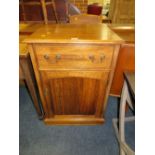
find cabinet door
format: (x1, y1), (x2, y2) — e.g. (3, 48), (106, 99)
(40, 70), (109, 117)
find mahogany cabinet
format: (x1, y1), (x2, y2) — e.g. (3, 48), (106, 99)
(24, 24), (123, 125)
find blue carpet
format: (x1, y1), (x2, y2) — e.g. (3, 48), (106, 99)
(19, 86), (135, 155)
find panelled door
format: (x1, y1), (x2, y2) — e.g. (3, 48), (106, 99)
(40, 70), (109, 118)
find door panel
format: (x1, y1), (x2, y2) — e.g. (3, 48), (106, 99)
(50, 77), (100, 115)
(41, 71), (109, 116)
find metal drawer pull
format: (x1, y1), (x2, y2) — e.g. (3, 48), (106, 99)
(88, 55), (95, 62)
(100, 54), (105, 62)
(55, 54), (61, 61)
(44, 54), (49, 60)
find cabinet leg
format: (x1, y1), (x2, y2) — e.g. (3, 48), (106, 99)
(20, 58), (43, 118)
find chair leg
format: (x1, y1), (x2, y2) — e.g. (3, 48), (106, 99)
(51, 0), (58, 23)
(119, 81), (128, 155)
(41, 0), (48, 24)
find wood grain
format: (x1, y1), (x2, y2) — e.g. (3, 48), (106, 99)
(110, 44), (135, 96)
(40, 70), (109, 116)
(34, 44), (114, 70)
(109, 25), (135, 96)
(19, 55), (42, 117)
(44, 115), (104, 125)
(108, 0), (135, 23)
(69, 14), (102, 24)
(19, 34), (43, 118)
(25, 24), (122, 125)
(23, 24), (124, 44)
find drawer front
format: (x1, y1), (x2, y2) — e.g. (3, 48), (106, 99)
(34, 44), (114, 70)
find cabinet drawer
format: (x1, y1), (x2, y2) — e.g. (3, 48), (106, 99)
(34, 44), (114, 70)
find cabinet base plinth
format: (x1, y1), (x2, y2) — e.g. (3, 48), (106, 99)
(44, 115), (104, 125)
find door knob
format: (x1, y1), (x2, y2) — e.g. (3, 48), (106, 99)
(44, 54), (49, 60)
(88, 55), (95, 62)
(55, 54), (61, 61)
(100, 54), (105, 62)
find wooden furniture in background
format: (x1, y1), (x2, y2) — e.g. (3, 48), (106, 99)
(69, 14), (102, 24)
(20, 24), (43, 118)
(19, 23), (43, 35)
(108, 0), (135, 23)
(87, 3), (102, 15)
(19, 0), (88, 23)
(20, 0), (58, 24)
(69, 0), (88, 13)
(41, 0), (58, 24)
(24, 24), (123, 125)
(101, 15), (111, 23)
(19, 42), (43, 118)
(109, 24), (135, 96)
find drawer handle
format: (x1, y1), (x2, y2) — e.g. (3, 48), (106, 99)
(88, 55), (95, 62)
(55, 54), (61, 61)
(100, 54), (105, 62)
(44, 54), (49, 60)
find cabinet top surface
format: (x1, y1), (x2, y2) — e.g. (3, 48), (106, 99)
(24, 24), (124, 44)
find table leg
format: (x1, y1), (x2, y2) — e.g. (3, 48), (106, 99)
(20, 57), (43, 118)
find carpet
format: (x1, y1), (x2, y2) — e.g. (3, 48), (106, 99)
(19, 86), (135, 155)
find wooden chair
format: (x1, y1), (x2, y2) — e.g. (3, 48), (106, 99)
(69, 14), (102, 24)
(113, 72), (135, 155)
(40, 0), (58, 24)
(20, 0), (58, 24)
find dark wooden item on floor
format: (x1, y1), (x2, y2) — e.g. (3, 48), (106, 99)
(109, 24), (135, 97)
(24, 24), (123, 125)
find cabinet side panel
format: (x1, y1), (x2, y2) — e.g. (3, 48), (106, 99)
(110, 44), (135, 96)
(28, 44), (50, 118)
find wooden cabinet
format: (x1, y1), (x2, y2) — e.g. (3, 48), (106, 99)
(109, 25), (135, 96)
(108, 0), (135, 23)
(25, 24), (123, 125)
